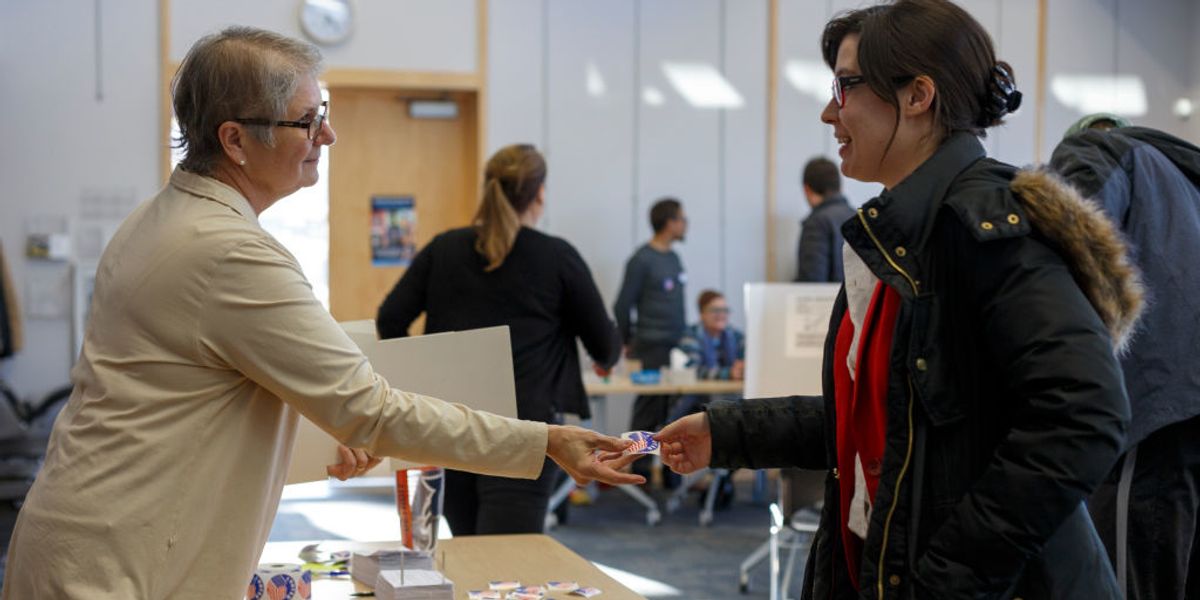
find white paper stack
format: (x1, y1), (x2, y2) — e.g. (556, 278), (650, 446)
(374, 569), (454, 599)
(350, 549), (434, 587)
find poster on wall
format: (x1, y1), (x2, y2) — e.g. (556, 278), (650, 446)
(370, 195), (416, 267)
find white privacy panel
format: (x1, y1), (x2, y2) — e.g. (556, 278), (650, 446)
(486, 0), (547, 156)
(720, 0), (770, 329)
(637, 0), (724, 326)
(543, 0), (638, 306)
(171, 0), (477, 73)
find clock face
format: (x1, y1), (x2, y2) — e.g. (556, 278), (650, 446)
(300, 0), (354, 46)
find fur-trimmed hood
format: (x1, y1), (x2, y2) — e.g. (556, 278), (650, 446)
(1010, 169), (1145, 353)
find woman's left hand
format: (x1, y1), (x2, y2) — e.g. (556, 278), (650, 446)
(326, 445), (383, 481)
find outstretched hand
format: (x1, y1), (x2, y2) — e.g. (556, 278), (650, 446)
(654, 413), (712, 475)
(546, 425), (647, 486)
(326, 445), (383, 481)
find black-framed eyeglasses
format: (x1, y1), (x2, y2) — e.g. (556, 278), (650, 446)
(832, 75), (916, 108)
(832, 75), (866, 108)
(234, 100), (328, 141)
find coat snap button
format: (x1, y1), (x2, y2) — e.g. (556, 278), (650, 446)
(980, 221), (994, 231)
(867, 207), (879, 218)
(1007, 213), (1020, 224)
(888, 574), (901, 587)
(915, 357), (927, 371)
(894, 246), (907, 257)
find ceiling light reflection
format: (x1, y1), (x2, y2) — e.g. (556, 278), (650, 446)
(1051, 74), (1147, 117)
(661, 62), (744, 109)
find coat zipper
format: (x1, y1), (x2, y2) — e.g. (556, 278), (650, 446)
(855, 209), (918, 600)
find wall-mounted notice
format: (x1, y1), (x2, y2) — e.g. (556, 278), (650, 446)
(784, 290), (835, 359)
(370, 196), (416, 267)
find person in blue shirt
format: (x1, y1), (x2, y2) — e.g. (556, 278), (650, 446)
(668, 289), (745, 507)
(668, 289), (745, 422)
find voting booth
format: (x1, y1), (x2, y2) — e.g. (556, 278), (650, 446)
(286, 322), (518, 484)
(743, 283), (840, 398)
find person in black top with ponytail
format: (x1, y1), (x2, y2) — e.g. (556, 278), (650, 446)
(652, 1), (1143, 598)
(377, 143), (624, 535)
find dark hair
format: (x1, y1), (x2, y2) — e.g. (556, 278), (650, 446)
(821, 0), (1021, 146)
(802, 157), (841, 196)
(474, 144), (547, 271)
(650, 198), (683, 233)
(698, 289), (724, 313)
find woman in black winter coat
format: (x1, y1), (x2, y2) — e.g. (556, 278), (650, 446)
(651, 1), (1144, 599)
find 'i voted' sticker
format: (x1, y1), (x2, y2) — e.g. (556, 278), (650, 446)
(620, 431), (660, 455)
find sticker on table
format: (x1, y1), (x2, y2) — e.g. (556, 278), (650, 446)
(468, 591), (503, 600)
(620, 431), (660, 455)
(513, 585), (545, 595)
(489, 580), (521, 591)
(546, 580), (579, 591)
(507, 592), (545, 600)
(571, 587), (603, 598)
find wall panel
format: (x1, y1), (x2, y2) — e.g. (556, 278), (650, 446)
(171, 0), (477, 73)
(637, 0), (723, 325)
(543, 1), (637, 306)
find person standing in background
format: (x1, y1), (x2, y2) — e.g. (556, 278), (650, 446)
(1052, 121), (1200, 600)
(377, 144), (623, 536)
(795, 156), (855, 282)
(613, 198), (687, 483)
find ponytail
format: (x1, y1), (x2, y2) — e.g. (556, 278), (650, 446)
(473, 144), (547, 272)
(474, 178), (522, 271)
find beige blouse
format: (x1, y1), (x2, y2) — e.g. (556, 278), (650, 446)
(1, 169), (547, 600)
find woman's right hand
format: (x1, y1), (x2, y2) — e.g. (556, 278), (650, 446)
(654, 413), (712, 474)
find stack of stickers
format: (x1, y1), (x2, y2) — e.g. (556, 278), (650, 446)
(468, 580), (602, 598)
(374, 569), (453, 599)
(350, 549), (434, 587)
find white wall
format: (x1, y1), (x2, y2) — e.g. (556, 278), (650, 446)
(1043, 0), (1198, 157)
(0, 0), (160, 399)
(487, 0), (766, 330)
(171, 0), (477, 72)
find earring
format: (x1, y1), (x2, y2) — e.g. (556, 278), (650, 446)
(239, 159), (246, 166)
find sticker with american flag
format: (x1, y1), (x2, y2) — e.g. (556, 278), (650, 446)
(620, 431), (660, 455)
(570, 586), (603, 597)
(468, 591), (503, 600)
(266, 573), (296, 600)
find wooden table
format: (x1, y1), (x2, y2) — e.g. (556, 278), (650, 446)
(259, 535), (644, 599)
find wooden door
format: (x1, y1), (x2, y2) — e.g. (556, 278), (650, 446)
(327, 88), (480, 321)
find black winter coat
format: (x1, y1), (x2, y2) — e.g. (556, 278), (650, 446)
(708, 134), (1143, 600)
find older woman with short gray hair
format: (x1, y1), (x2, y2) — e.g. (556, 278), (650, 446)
(1, 26), (641, 600)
